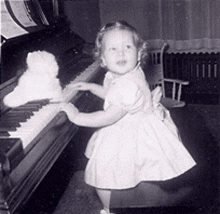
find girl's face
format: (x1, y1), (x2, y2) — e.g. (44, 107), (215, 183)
(101, 29), (140, 76)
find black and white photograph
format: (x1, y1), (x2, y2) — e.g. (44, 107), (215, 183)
(0, 0), (219, 214)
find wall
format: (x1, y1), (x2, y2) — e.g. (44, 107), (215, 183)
(99, 0), (220, 52)
(60, 0), (220, 52)
(62, 0), (100, 43)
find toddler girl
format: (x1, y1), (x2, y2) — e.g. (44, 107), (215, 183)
(60, 21), (196, 214)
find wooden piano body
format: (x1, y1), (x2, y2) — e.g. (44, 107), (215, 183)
(0, 25), (104, 214)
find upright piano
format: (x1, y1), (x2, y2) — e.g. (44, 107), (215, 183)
(0, 20), (104, 213)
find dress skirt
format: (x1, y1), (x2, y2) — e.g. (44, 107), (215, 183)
(84, 110), (196, 189)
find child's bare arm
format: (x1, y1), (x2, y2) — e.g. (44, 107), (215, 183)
(69, 82), (107, 99)
(60, 102), (127, 127)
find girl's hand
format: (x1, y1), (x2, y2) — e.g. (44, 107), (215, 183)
(66, 82), (106, 100)
(59, 102), (79, 122)
(68, 82), (91, 91)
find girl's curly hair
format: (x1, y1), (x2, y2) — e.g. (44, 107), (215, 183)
(93, 21), (148, 67)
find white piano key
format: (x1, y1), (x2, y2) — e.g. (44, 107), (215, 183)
(8, 104), (60, 148)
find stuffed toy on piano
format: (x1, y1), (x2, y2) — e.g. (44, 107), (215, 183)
(3, 51), (63, 108)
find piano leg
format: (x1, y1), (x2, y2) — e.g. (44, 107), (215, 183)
(0, 150), (10, 213)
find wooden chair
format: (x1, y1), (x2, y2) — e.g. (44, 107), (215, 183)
(145, 43), (189, 108)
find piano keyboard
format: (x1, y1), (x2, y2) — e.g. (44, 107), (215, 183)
(0, 60), (100, 149)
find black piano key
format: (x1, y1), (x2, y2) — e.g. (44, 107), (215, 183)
(0, 120), (21, 126)
(18, 103), (43, 110)
(0, 116), (24, 125)
(2, 112), (31, 120)
(14, 101), (49, 110)
(9, 110), (34, 115)
(27, 99), (50, 106)
(0, 121), (20, 127)
(0, 116), (27, 123)
(13, 106), (40, 111)
(0, 126), (17, 132)
(0, 131), (10, 137)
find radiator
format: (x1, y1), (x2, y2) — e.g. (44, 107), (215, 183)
(163, 52), (220, 104)
(164, 52), (219, 79)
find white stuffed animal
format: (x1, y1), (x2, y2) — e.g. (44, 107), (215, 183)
(3, 51), (63, 107)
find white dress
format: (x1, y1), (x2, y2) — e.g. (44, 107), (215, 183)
(84, 65), (196, 189)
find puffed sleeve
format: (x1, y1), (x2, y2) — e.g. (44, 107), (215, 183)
(104, 79), (144, 114)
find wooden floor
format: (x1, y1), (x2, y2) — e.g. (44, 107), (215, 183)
(16, 104), (220, 214)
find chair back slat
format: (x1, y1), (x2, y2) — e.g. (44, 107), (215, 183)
(144, 43), (189, 108)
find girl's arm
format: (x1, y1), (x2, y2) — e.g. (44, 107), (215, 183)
(60, 102), (127, 127)
(88, 83), (107, 99)
(69, 82), (107, 99)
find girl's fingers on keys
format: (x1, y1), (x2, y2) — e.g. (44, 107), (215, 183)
(59, 103), (69, 111)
